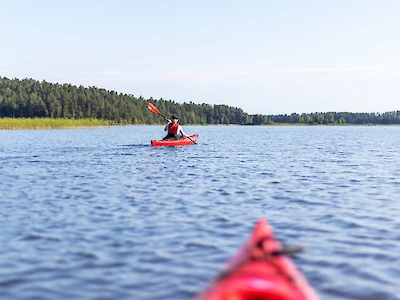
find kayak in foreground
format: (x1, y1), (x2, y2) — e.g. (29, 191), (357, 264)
(197, 219), (318, 300)
(151, 134), (198, 147)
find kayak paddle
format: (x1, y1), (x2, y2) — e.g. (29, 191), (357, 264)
(147, 103), (197, 144)
(148, 103), (168, 120)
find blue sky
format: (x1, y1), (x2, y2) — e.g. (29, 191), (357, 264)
(1, 0), (399, 115)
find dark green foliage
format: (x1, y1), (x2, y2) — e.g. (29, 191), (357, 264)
(268, 111), (400, 125)
(0, 76), (399, 125)
(0, 77), (260, 125)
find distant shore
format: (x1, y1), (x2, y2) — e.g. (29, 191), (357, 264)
(0, 118), (390, 130)
(0, 118), (115, 129)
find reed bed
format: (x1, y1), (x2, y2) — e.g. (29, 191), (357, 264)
(0, 118), (115, 129)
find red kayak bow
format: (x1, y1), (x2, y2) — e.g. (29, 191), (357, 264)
(198, 219), (318, 300)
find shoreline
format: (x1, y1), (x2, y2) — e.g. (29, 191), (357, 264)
(0, 118), (115, 130)
(0, 118), (394, 130)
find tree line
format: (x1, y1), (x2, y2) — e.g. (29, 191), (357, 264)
(0, 76), (399, 125)
(268, 111), (400, 125)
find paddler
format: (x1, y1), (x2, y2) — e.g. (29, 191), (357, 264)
(163, 115), (188, 140)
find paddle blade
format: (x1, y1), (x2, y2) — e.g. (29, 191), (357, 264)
(148, 103), (161, 115)
(187, 136), (197, 144)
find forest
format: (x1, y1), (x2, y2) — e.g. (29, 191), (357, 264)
(1, 76), (399, 125)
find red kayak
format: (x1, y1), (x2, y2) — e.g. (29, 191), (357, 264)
(151, 134), (198, 147)
(197, 219), (318, 300)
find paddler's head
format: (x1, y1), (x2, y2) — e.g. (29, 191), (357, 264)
(171, 116), (179, 123)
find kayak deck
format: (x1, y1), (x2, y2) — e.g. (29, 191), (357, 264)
(151, 134), (198, 146)
(197, 219), (318, 300)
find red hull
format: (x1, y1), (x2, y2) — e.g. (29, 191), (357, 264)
(151, 134), (198, 147)
(198, 219), (318, 300)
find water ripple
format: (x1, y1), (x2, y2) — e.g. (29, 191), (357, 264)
(0, 126), (399, 299)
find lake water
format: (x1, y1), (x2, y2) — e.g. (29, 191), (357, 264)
(0, 125), (399, 300)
